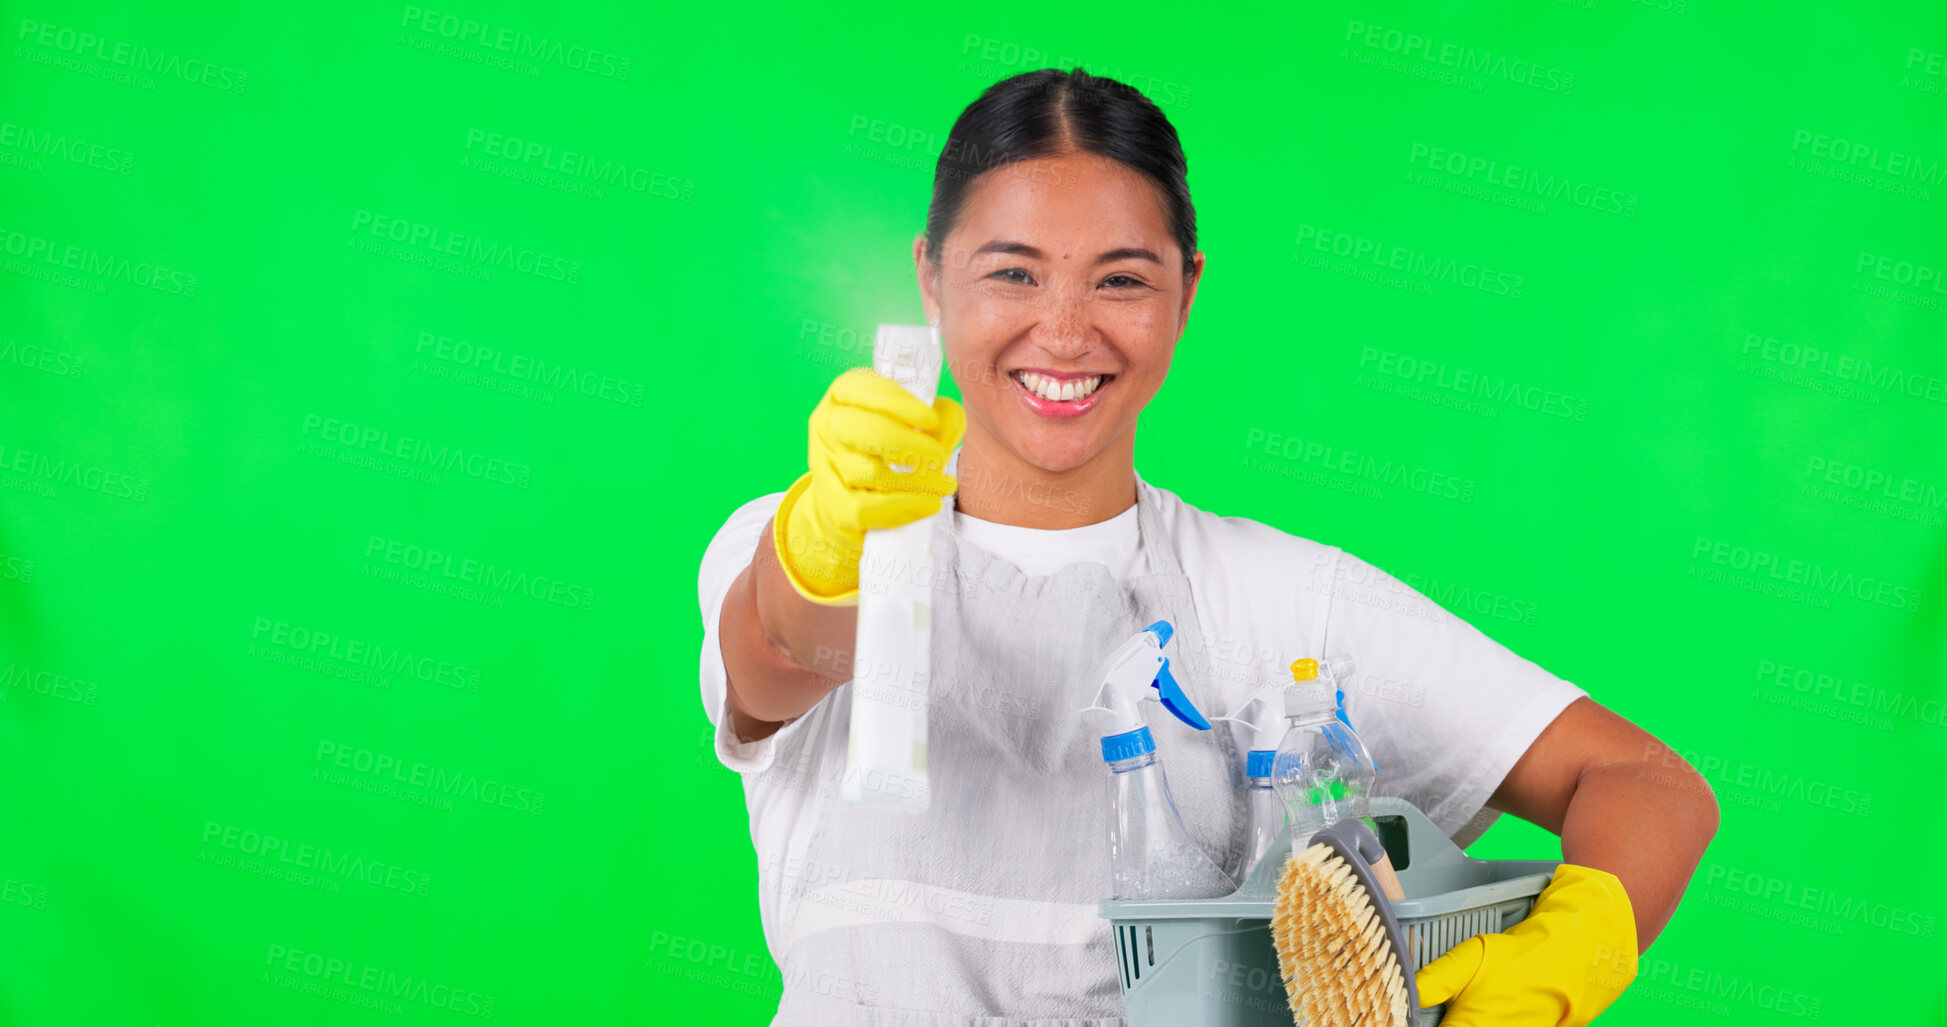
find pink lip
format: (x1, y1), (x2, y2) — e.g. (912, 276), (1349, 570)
(1010, 369), (1112, 420)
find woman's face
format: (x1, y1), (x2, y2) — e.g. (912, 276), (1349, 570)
(916, 152), (1203, 475)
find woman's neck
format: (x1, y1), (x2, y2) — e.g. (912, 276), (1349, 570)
(952, 425), (1137, 529)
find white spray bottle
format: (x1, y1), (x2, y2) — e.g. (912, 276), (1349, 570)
(1232, 693), (1288, 886)
(844, 323), (945, 812)
(1080, 620), (1236, 900)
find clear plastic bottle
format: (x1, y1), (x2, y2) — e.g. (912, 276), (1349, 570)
(1239, 748), (1282, 882)
(1270, 659), (1378, 861)
(1104, 725), (1237, 900)
(1233, 656), (1358, 884)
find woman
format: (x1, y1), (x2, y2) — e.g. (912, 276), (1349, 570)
(699, 68), (1718, 1026)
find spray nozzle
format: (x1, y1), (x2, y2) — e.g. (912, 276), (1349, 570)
(1079, 620), (1213, 753)
(1208, 681), (1284, 761)
(1211, 654), (1369, 772)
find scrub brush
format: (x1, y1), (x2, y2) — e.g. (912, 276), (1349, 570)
(1270, 818), (1420, 1027)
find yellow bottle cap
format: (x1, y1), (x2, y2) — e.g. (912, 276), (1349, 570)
(1290, 658), (1319, 682)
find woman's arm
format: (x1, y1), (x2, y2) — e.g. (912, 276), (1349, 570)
(717, 516), (859, 742)
(1487, 696), (1720, 951)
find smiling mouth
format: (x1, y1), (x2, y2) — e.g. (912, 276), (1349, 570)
(1010, 369), (1112, 403)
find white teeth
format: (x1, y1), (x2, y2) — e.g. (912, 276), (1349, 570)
(1015, 371), (1105, 402)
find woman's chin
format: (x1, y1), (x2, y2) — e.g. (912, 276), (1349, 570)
(999, 426), (1112, 477)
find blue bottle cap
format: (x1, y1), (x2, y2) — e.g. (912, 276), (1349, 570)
(1100, 726), (1156, 763)
(1247, 749), (1274, 779)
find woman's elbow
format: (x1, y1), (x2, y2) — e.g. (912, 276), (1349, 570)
(1695, 778), (1721, 839)
(1669, 753), (1721, 842)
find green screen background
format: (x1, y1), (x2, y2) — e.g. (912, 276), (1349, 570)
(3, 1), (1944, 1023)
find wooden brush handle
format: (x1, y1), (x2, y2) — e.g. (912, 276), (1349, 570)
(1371, 851), (1406, 903)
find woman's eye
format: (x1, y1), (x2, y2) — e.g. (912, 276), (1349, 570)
(1101, 274), (1146, 289)
(989, 268), (1036, 285)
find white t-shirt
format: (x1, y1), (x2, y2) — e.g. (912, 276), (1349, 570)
(950, 501), (1146, 579)
(696, 477), (1585, 963)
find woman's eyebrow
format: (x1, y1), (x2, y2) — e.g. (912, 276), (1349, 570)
(973, 240), (1162, 264)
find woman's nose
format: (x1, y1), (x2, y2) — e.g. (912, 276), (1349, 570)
(1028, 284), (1096, 357)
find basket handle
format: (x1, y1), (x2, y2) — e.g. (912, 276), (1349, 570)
(1368, 796), (1472, 876)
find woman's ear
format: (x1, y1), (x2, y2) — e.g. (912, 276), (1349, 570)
(1178, 249), (1206, 331)
(913, 233), (941, 325)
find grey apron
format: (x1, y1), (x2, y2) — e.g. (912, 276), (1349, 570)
(771, 479), (1246, 1025)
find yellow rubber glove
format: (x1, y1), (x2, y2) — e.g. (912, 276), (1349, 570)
(773, 367), (965, 604)
(1414, 864), (1638, 1027)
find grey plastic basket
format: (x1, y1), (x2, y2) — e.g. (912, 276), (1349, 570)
(1100, 797), (1558, 1026)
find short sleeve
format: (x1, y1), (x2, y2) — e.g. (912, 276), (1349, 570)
(698, 491), (817, 774)
(1316, 549), (1586, 848)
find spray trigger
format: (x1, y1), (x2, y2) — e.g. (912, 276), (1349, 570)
(1154, 658), (1210, 730)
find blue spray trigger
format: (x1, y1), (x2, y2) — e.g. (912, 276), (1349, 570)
(1152, 657), (1212, 730)
(1332, 685), (1380, 772)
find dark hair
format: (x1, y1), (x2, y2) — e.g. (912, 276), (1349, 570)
(924, 68), (1196, 278)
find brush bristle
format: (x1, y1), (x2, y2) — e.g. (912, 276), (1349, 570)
(1270, 842), (1409, 1027)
